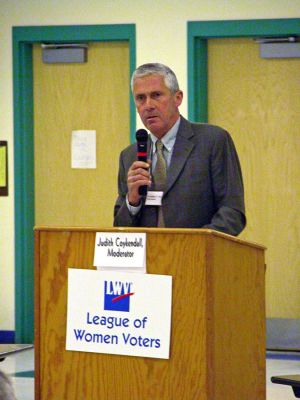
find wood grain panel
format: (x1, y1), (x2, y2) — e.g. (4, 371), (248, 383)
(208, 235), (266, 400)
(36, 229), (208, 399)
(207, 38), (300, 318)
(33, 42), (130, 228)
(35, 227), (265, 400)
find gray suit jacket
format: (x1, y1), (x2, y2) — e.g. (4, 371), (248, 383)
(114, 117), (246, 236)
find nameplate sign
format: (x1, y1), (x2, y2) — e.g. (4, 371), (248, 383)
(66, 269), (172, 359)
(94, 232), (146, 272)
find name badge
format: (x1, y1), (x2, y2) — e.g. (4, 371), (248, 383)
(145, 191), (163, 206)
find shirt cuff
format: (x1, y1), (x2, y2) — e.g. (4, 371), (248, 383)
(126, 195), (142, 215)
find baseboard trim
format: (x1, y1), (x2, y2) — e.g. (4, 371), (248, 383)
(0, 330), (15, 344)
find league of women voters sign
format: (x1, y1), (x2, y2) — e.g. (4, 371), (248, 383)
(66, 269), (173, 359)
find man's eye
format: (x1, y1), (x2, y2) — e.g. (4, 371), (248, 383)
(153, 92), (161, 98)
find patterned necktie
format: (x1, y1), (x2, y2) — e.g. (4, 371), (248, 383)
(153, 140), (167, 227)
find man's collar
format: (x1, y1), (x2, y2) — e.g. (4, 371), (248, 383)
(149, 117), (181, 152)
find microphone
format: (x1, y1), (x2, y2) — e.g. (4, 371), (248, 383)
(136, 129), (148, 196)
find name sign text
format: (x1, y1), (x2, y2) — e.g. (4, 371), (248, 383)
(66, 269), (172, 359)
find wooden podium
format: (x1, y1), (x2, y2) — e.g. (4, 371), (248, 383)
(34, 227), (266, 400)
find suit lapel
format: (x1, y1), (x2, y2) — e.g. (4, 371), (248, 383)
(165, 117), (195, 195)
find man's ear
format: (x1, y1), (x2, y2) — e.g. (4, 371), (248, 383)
(175, 90), (183, 107)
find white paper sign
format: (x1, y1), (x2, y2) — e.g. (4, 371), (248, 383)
(94, 232), (146, 272)
(71, 130), (96, 169)
(66, 269), (172, 359)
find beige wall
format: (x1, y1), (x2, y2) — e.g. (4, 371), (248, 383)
(0, 0), (299, 330)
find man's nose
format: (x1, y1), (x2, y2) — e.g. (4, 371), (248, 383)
(145, 96), (155, 109)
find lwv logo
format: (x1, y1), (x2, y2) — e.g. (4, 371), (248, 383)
(104, 280), (134, 312)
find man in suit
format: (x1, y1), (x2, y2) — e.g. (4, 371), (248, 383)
(114, 63), (246, 236)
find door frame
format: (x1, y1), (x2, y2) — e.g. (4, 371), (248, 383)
(187, 18), (300, 122)
(13, 24), (136, 343)
(187, 18), (300, 349)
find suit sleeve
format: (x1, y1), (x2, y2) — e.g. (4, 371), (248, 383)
(202, 130), (246, 236)
(113, 151), (140, 227)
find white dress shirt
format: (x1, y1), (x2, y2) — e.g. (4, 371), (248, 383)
(126, 117), (181, 214)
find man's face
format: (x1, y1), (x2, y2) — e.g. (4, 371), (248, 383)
(133, 74), (183, 138)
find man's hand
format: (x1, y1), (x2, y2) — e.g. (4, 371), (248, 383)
(127, 161), (151, 205)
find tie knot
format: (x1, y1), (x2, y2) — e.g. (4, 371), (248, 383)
(156, 140), (164, 152)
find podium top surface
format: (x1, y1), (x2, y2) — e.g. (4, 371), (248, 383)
(34, 226), (266, 250)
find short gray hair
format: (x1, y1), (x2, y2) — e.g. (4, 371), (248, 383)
(131, 63), (180, 93)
